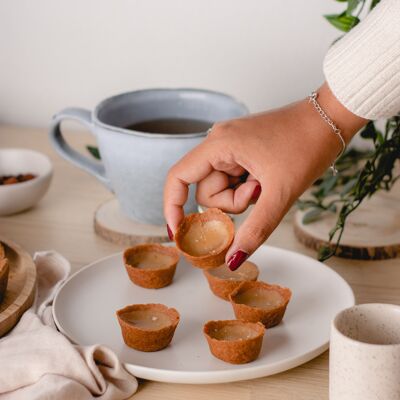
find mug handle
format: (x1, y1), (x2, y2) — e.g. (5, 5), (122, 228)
(49, 107), (112, 191)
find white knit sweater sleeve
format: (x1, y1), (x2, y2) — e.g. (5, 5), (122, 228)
(323, 0), (400, 120)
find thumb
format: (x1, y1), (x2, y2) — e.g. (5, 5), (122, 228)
(226, 188), (290, 271)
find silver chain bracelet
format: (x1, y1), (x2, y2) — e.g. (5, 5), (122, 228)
(308, 91), (346, 175)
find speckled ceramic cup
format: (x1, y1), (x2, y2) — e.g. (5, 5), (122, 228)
(330, 303), (400, 400)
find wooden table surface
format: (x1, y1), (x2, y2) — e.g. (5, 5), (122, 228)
(1, 124), (399, 400)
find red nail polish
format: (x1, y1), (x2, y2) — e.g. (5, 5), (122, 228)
(251, 185), (261, 201)
(227, 250), (249, 271)
(167, 225), (174, 241)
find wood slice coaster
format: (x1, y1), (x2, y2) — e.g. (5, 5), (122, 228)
(0, 237), (37, 337)
(294, 189), (400, 260)
(94, 198), (170, 246)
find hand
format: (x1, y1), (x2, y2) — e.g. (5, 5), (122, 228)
(164, 83), (367, 270)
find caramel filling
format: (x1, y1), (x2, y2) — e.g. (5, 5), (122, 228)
(209, 261), (258, 281)
(181, 220), (229, 256)
(234, 287), (284, 310)
(129, 252), (174, 270)
(211, 324), (259, 341)
(121, 310), (172, 330)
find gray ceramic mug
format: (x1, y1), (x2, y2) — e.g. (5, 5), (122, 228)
(49, 89), (248, 225)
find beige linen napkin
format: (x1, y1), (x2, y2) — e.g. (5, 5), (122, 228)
(0, 251), (138, 400)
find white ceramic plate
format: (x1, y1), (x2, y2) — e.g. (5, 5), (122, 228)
(53, 245), (354, 384)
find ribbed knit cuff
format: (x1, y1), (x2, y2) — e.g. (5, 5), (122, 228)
(323, 0), (400, 120)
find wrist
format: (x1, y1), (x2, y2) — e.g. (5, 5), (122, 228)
(314, 82), (368, 144)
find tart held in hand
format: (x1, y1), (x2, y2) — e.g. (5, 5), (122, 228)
(174, 208), (234, 269)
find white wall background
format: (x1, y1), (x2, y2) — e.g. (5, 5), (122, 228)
(0, 0), (342, 128)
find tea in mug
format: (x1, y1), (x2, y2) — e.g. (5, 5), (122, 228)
(125, 118), (213, 134)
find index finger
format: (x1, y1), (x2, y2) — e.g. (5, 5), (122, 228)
(164, 143), (213, 233)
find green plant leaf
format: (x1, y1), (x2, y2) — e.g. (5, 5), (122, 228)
(318, 245), (334, 261)
(324, 12), (360, 32)
(360, 121), (377, 140)
(376, 131), (385, 145)
(370, 0), (380, 10)
(327, 203), (338, 213)
(296, 200), (319, 211)
(347, 0), (360, 15)
(313, 175), (339, 199)
(340, 178), (358, 196)
(302, 208), (324, 224)
(321, 175), (339, 195)
(86, 145), (101, 160)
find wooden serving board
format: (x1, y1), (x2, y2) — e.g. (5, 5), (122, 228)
(0, 237), (37, 336)
(94, 198), (170, 246)
(294, 188), (400, 260)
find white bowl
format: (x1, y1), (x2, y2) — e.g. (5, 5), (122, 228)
(0, 148), (53, 216)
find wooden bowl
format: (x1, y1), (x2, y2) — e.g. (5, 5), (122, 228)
(174, 208), (234, 268)
(203, 261), (259, 301)
(123, 244), (179, 289)
(0, 237), (36, 337)
(0, 258), (9, 304)
(203, 319), (265, 364)
(116, 303), (180, 352)
(229, 281), (292, 328)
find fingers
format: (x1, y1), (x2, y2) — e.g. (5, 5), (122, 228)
(164, 144), (213, 233)
(212, 163), (246, 177)
(226, 186), (291, 271)
(196, 171), (260, 214)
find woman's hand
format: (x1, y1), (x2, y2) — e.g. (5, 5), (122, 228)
(164, 83), (367, 270)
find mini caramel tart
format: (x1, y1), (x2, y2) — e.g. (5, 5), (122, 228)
(203, 320), (265, 364)
(229, 281), (291, 328)
(203, 261), (259, 301)
(116, 304), (180, 352)
(0, 258), (9, 304)
(123, 244), (179, 289)
(174, 208), (234, 269)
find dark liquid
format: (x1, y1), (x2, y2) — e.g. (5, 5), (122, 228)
(125, 118), (213, 134)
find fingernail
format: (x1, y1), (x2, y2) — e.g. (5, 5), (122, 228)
(227, 250), (249, 271)
(167, 224), (174, 241)
(251, 184), (261, 201)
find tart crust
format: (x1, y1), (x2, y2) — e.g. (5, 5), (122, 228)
(116, 303), (180, 352)
(203, 319), (265, 364)
(203, 261), (259, 301)
(123, 244), (179, 289)
(174, 208), (234, 269)
(229, 281), (292, 328)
